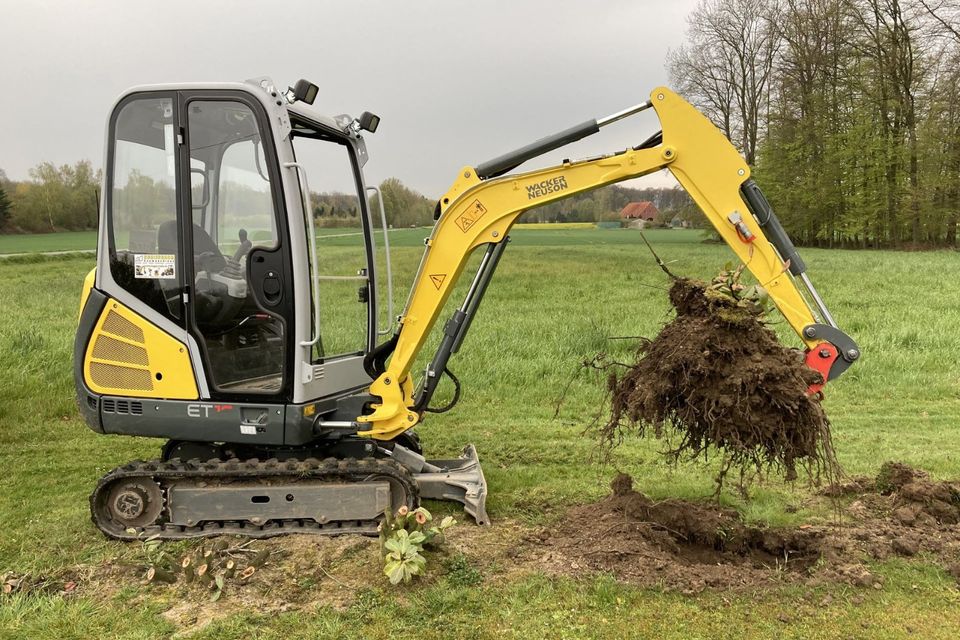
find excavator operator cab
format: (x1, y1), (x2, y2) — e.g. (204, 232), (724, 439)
(77, 76), (493, 538)
(89, 77), (389, 410)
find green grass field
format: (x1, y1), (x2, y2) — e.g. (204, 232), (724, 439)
(2, 227), (959, 638)
(0, 225), (697, 254)
(0, 231), (98, 255)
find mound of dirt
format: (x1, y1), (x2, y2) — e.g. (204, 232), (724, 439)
(539, 473), (827, 593)
(539, 465), (960, 593)
(600, 274), (837, 484)
(876, 461), (928, 494)
(891, 482), (960, 527)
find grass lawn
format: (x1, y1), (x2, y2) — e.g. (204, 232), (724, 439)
(0, 231), (98, 254)
(0, 225), (697, 254)
(1, 227), (959, 638)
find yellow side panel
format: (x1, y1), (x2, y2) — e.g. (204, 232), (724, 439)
(78, 268), (96, 322)
(84, 299), (199, 400)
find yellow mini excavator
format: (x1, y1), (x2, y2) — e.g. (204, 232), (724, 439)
(75, 78), (858, 539)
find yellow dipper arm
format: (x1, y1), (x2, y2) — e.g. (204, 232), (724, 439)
(357, 87), (854, 440)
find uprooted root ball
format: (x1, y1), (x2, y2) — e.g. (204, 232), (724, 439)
(600, 274), (840, 485)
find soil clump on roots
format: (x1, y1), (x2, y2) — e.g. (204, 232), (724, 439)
(600, 272), (839, 486)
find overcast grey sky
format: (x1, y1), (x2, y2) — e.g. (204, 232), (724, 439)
(0, 0), (698, 196)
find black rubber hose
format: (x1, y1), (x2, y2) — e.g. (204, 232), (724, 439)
(425, 368), (461, 414)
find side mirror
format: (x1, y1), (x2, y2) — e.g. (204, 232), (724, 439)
(358, 111), (380, 133)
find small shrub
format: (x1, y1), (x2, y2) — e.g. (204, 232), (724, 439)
(445, 553), (482, 587)
(379, 506), (455, 585)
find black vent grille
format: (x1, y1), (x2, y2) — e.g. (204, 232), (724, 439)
(101, 399), (143, 415)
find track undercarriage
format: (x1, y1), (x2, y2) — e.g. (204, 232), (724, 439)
(90, 440), (489, 541)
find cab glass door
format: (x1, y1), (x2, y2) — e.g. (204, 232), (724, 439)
(185, 98), (288, 395)
(108, 95), (184, 323)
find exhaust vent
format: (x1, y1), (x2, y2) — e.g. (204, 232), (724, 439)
(101, 398), (144, 415)
(89, 361), (154, 391)
(92, 334), (149, 365)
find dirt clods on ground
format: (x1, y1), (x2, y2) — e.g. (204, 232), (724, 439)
(599, 274), (838, 485)
(876, 461), (928, 494)
(540, 473), (826, 593)
(539, 465), (960, 593)
(893, 481), (960, 526)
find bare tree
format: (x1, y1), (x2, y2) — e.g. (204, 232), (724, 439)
(667, 44), (737, 141)
(667, 0), (782, 165)
(917, 0), (960, 42)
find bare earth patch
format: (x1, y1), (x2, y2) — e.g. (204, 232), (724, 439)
(535, 465), (960, 594)
(154, 535), (379, 636)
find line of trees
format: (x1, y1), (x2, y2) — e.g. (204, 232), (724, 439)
(317, 179), (699, 228)
(0, 163), (100, 233)
(309, 178), (436, 228)
(0, 163), (439, 233)
(1, 159), (698, 233)
(669, 0), (960, 248)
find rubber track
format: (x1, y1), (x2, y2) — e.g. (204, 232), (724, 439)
(90, 456), (419, 541)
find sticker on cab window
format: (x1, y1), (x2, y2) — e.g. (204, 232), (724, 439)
(134, 254), (176, 279)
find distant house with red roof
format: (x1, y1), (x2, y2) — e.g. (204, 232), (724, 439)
(620, 201), (660, 228)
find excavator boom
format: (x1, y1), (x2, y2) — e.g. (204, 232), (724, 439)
(357, 87), (859, 441)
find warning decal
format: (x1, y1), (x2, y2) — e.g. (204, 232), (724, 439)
(454, 200), (488, 233)
(429, 274), (446, 289)
(134, 254), (176, 279)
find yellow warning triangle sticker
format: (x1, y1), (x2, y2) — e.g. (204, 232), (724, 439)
(429, 274), (446, 289)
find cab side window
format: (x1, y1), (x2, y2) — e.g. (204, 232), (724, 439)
(109, 97), (183, 321)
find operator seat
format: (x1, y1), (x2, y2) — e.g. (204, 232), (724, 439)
(156, 221), (230, 324)
(156, 221), (227, 273)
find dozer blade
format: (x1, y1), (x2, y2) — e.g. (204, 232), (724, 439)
(391, 443), (490, 525)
